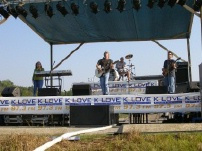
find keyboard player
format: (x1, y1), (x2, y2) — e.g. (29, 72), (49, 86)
(32, 61), (44, 96)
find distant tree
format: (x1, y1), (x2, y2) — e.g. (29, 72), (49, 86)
(0, 80), (14, 87)
(0, 80), (72, 96)
(0, 80), (33, 96)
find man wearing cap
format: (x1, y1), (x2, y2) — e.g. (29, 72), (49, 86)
(96, 51), (113, 95)
(116, 57), (130, 81)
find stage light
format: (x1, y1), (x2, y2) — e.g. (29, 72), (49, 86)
(147, 0), (155, 9)
(90, 2), (99, 14)
(158, 0), (166, 8)
(133, 0), (141, 11)
(104, 0), (112, 13)
(56, 1), (68, 16)
(177, 0), (186, 6)
(193, 0), (201, 12)
(45, 4), (53, 18)
(71, 3), (79, 15)
(29, 5), (38, 19)
(117, 0), (126, 13)
(0, 7), (9, 19)
(7, 5), (18, 18)
(168, 0), (177, 7)
(16, 5), (27, 18)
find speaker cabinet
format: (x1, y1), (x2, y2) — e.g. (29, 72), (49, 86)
(38, 88), (59, 96)
(72, 84), (92, 96)
(146, 86), (168, 94)
(1, 87), (20, 97)
(176, 62), (189, 84)
(176, 83), (189, 93)
(70, 105), (117, 126)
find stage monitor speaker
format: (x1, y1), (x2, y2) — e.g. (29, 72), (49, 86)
(176, 62), (189, 84)
(70, 105), (117, 126)
(176, 83), (189, 93)
(38, 88), (59, 96)
(72, 84), (92, 96)
(1, 87), (20, 97)
(146, 86), (168, 94)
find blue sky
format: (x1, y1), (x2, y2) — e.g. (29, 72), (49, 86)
(0, 15), (201, 91)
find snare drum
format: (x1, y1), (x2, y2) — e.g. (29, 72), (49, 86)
(118, 67), (128, 75)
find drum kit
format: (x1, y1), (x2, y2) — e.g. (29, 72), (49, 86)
(125, 54), (135, 77)
(108, 54), (135, 81)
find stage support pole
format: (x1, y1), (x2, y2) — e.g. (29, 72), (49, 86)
(50, 43), (53, 88)
(200, 6), (202, 118)
(187, 38), (192, 83)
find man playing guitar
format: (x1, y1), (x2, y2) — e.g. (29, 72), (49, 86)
(96, 51), (113, 95)
(162, 51), (177, 93)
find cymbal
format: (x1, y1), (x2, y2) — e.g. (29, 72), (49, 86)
(125, 54), (133, 59)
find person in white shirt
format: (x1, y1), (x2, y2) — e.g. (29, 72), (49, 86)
(116, 57), (130, 81)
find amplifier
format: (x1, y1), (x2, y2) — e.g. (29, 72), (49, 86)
(146, 86), (167, 94)
(72, 84), (92, 96)
(38, 88), (59, 96)
(70, 105), (118, 126)
(176, 83), (189, 93)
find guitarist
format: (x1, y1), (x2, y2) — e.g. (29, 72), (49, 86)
(96, 51), (113, 95)
(162, 51), (177, 94)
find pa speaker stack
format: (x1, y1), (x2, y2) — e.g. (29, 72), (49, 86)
(72, 84), (92, 96)
(1, 87), (20, 97)
(176, 62), (189, 84)
(70, 105), (117, 126)
(175, 62), (189, 93)
(38, 88), (59, 96)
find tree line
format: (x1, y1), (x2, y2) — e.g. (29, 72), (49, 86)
(0, 80), (72, 96)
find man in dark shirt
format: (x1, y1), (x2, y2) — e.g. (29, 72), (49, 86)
(162, 51), (176, 93)
(96, 51), (113, 95)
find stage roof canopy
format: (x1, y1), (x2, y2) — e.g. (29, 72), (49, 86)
(1, 0), (195, 44)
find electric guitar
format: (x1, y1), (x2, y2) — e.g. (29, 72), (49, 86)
(162, 57), (181, 76)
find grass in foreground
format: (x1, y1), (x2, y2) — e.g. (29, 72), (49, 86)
(1, 131), (202, 151)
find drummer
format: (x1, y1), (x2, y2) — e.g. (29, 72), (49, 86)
(116, 57), (130, 81)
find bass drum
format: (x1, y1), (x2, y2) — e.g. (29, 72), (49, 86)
(109, 69), (119, 81)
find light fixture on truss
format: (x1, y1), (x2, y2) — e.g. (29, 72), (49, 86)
(104, 0), (112, 13)
(45, 3), (54, 18)
(147, 0), (155, 9)
(168, 0), (177, 7)
(0, 7), (9, 19)
(29, 5), (38, 19)
(16, 5), (27, 18)
(71, 2), (79, 15)
(7, 5), (18, 18)
(56, 1), (68, 16)
(158, 0), (166, 8)
(133, 0), (141, 11)
(177, 0), (187, 6)
(117, 0), (126, 13)
(90, 2), (99, 14)
(193, 0), (201, 12)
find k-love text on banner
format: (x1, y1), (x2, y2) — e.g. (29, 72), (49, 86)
(0, 93), (200, 114)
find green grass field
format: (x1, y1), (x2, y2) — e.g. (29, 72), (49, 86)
(1, 131), (202, 151)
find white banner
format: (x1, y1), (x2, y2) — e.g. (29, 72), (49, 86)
(0, 92), (200, 114)
(73, 80), (158, 95)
